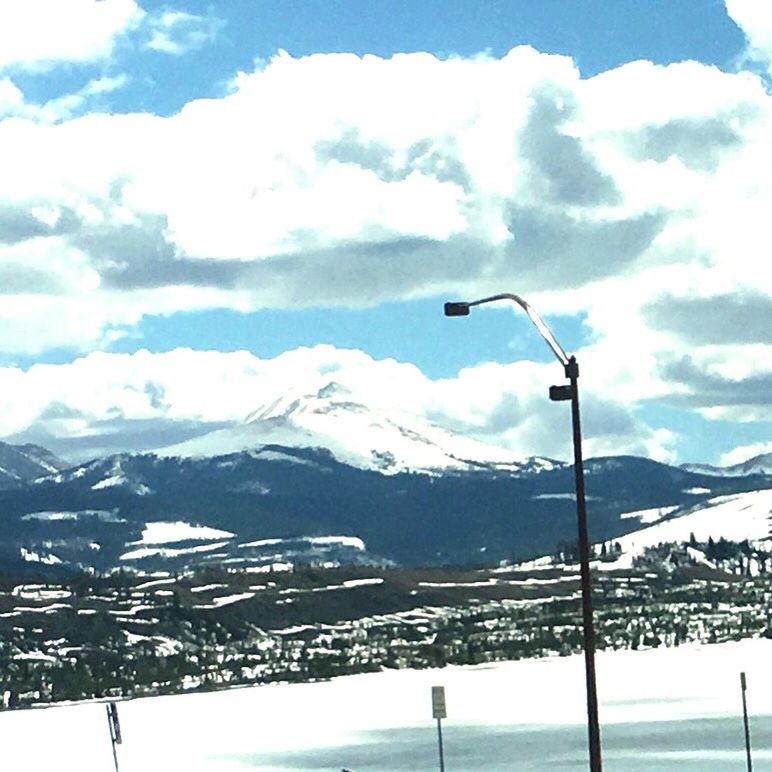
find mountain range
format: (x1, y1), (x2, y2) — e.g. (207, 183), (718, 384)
(0, 381), (769, 575)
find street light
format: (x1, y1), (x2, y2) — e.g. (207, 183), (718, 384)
(444, 293), (602, 772)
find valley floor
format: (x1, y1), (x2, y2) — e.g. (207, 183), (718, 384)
(1, 637), (770, 771)
(2, 544), (771, 708)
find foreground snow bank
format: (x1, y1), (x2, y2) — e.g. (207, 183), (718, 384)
(2, 638), (770, 771)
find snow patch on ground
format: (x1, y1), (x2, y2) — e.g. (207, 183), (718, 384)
(190, 583), (228, 593)
(310, 536), (366, 551)
(20, 547), (61, 565)
(244, 562), (293, 573)
(20, 510), (123, 522)
(238, 537), (284, 548)
(532, 493), (602, 502)
(194, 592), (255, 609)
(91, 474), (153, 495)
(239, 535), (365, 551)
(420, 576), (572, 588)
(341, 578), (383, 588)
(12, 587), (71, 601)
(134, 578), (176, 591)
(120, 541), (231, 561)
(131, 521), (235, 546)
(619, 505), (680, 524)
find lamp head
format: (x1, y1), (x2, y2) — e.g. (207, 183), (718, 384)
(444, 301), (470, 317)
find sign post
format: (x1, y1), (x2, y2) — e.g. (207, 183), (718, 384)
(106, 701), (122, 772)
(740, 672), (752, 772)
(431, 686), (446, 772)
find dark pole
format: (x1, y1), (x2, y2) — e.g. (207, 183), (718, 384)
(106, 704), (120, 772)
(445, 296), (603, 770)
(437, 717), (446, 772)
(741, 672), (752, 772)
(566, 356), (602, 772)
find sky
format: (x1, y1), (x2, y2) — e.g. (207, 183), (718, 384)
(0, 0), (770, 466)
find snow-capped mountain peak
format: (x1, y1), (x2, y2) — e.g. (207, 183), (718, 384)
(245, 380), (360, 423)
(157, 379), (558, 475)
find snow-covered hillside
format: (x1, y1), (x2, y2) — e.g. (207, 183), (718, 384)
(156, 380), (559, 475)
(601, 489), (772, 568)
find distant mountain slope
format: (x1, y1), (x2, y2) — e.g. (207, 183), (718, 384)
(1, 448), (768, 574)
(681, 452), (772, 478)
(155, 380), (560, 476)
(0, 441), (68, 489)
(609, 489), (772, 559)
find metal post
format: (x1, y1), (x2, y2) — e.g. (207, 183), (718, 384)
(741, 672), (752, 772)
(437, 717), (445, 772)
(106, 703), (121, 772)
(444, 296), (603, 771)
(567, 357), (602, 772)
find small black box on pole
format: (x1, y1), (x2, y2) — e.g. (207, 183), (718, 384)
(549, 384), (573, 401)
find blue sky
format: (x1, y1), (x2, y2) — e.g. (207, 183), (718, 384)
(0, 0), (769, 465)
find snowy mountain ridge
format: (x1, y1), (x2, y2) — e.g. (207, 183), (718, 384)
(156, 379), (561, 476)
(0, 440), (68, 489)
(680, 453), (772, 478)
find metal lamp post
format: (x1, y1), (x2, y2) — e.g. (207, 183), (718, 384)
(444, 293), (602, 772)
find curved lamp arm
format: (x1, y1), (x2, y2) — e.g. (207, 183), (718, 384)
(444, 293), (570, 367)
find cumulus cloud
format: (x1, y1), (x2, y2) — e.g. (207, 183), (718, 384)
(145, 10), (225, 55)
(720, 441), (772, 466)
(0, 49), (764, 326)
(0, 42), (769, 441)
(0, 78), (25, 117)
(656, 346), (772, 424)
(0, 0), (143, 71)
(726, 0), (772, 73)
(0, 346), (677, 464)
(7, 74), (132, 123)
(643, 293), (772, 345)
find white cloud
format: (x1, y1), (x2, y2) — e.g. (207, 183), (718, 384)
(146, 10), (224, 55)
(0, 0), (143, 71)
(7, 74), (132, 123)
(0, 78), (24, 117)
(726, 0), (772, 72)
(0, 45), (768, 431)
(719, 441), (772, 466)
(0, 346), (677, 464)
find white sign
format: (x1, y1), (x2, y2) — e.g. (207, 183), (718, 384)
(431, 685), (446, 719)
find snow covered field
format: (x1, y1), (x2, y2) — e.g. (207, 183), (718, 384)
(2, 638), (771, 771)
